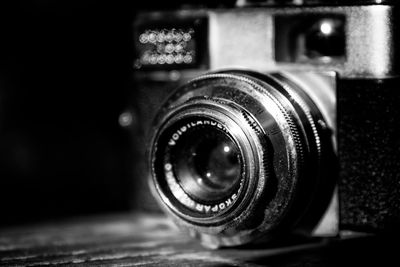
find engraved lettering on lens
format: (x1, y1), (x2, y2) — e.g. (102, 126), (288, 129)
(163, 162), (240, 214)
(168, 120), (227, 146)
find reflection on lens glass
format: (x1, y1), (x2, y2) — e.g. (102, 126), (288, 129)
(195, 140), (240, 190)
(172, 124), (242, 203)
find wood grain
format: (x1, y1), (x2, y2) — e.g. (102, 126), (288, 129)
(0, 213), (397, 266)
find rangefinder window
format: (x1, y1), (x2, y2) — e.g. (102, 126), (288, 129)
(134, 17), (208, 70)
(275, 14), (346, 64)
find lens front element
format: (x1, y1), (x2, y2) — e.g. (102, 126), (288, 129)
(174, 124), (242, 203)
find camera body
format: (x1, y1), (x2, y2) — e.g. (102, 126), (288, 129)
(131, 2), (400, 247)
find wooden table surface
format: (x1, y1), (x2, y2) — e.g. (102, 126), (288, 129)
(0, 213), (397, 266)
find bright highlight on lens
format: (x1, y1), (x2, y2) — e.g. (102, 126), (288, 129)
(223, 146), (230, 153)
(320, 21), (333, 35)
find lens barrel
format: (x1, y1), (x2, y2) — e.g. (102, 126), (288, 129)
(149, 71), (334, 247)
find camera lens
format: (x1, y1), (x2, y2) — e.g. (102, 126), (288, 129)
(149, 71), (335, 247)
(173, 124), (242, 203)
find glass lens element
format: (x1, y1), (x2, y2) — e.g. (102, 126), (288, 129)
(173, 125), (242, 203)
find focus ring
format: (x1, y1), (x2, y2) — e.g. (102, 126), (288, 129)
(193, 73), (306, 171)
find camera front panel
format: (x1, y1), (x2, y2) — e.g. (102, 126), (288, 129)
(134, 5), (397, 78)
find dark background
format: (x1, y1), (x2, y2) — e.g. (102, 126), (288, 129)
(0, 0), (236, 227)
(0, 1), (137, 226)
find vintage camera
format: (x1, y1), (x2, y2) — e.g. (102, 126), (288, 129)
(130, 0), (400, 248)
